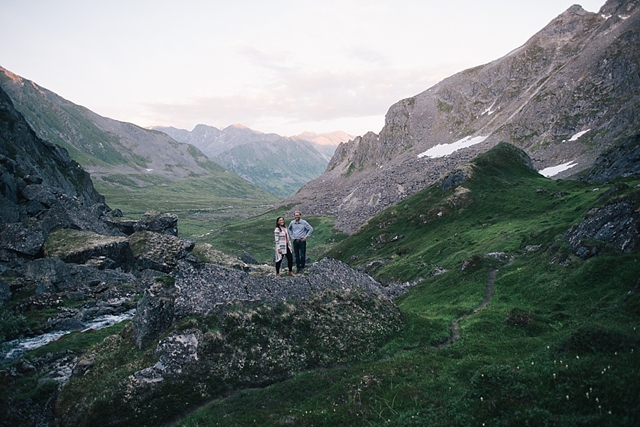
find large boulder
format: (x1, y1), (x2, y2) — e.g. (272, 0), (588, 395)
(564, 198), (639, 258)
(43, 228), (133, 271)
(134, 211), (179, 236)
(132, 278), (178, 349)
(129, 231), (195, 272)
(24, 257), (136, 293)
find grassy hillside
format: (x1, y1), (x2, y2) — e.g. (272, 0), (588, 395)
(174, 143), (640, 426)
(0, 67), (279, 217)
(180, 206), (350, 264)
(94, 175), (278, 218)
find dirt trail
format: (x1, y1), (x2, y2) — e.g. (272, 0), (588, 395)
(438, 269), (498, 347)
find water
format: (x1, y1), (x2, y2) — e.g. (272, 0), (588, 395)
(1, 309), (136, 365)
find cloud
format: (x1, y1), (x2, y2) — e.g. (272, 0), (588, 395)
(139, 57), (450, 134)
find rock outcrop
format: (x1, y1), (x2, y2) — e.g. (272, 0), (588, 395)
(0, 86), (120, 265)
(582, 134), (640, 183)
(564, 197), (639, 259)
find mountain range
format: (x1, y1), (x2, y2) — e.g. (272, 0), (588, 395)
(153, 124), (351, 198)
(0, 66), (277, 213)
(1, 1), (638, 230)
(283, 0), (640, 233)
(1, 0), (639, 425)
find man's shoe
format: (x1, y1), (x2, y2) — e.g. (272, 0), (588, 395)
(289, 271), (295, 276)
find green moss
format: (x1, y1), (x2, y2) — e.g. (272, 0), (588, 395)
(43, 229), (127, 259)
(437, 99), (453, 113)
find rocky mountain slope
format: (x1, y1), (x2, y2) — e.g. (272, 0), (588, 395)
(284, 0), (640, 233)
(0, 86), (118, 263)
(0, 67), (274, 206)
(154, 124), (350, 198)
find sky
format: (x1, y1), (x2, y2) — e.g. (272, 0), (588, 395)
(0, 0), (606, 137)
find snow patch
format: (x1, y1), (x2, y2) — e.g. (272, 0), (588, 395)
(568, 129), (590, 142)
(538, 161), (578, 178)
(418, 136), (488, 159)
(481, 101), (497, 116)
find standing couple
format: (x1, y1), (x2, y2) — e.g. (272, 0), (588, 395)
(274, 211), (313, 276)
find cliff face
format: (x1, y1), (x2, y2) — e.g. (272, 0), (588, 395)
(0, 86), (118, 262)
(0, 87), (104, 209)
(285, 0), (640, 233)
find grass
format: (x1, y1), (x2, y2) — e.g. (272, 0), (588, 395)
(3, 144), (639, 426)
(94, 175), (278, 218)
(183, 208), (350, 264)
(170, 143), (640, 426)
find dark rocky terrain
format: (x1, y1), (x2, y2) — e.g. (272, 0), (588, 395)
(0, 85), (403, 426)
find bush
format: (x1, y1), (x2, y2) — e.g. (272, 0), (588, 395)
(0, 310), (27, 342)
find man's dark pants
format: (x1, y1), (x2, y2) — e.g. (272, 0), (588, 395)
(293, 239), (306, 271)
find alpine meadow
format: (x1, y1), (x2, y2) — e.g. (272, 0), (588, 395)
(1, 1), (639, 426)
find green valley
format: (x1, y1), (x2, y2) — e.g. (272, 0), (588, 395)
(169, 143), (640, 426)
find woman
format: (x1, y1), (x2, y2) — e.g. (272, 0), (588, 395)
(274, 216), (294, 276)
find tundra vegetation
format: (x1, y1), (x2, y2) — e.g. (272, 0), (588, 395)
(1, 144), (639, 426)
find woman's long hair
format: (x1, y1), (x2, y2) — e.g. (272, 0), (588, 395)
(275, 216), (285, 230)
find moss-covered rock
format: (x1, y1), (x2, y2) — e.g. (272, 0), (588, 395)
(128, 230), (194, 272)
(43, 229), (132, 269)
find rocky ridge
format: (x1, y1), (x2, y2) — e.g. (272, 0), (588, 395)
(284, 0), (640, 233)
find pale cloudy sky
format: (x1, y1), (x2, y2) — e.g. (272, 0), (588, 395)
(0, 0), (605, 137)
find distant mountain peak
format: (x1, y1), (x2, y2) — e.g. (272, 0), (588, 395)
(295, 130), (354, 146)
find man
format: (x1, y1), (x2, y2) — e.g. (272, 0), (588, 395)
(287, 211), (313, 273)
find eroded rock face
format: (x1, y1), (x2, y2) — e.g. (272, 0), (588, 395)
(132, 279), (178, 349)
(23, 257), (136, 293)
(0, 86), (122, 266)
(564, 198), (639, 258)
(583, 134), (640, 184)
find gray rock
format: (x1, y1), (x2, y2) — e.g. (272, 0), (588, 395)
(25, 257), (136, 292)
(21, 184), (58, 207)
(441, 170), (468, 192)
(583, 134), (640, 183)
(43, 229), (133, 271)
(0, 194), (21, 223)
(106, 218), (137, 235)
(132, 281), (178, 349)
(0, 222), (48, 256)
(134, 211), (179, 236)
(129, 230), (194, 272)
(564, 198), (639, 258)
(241, 250), (259, 265)
(0, 278), (10, 305)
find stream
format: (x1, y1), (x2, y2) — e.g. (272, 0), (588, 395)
(1, 309), (136, 365)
